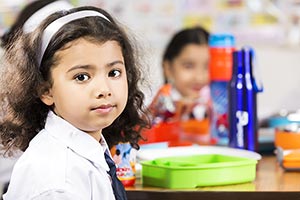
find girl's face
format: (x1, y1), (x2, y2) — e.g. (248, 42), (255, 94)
(41, 39), (128, 141)
(164, 44), (209, 100)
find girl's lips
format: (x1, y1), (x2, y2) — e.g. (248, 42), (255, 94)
(192, 87), (201, 92)
(92, 104), (115, 114)
(192, 85), (204, 91)
(99, 104), (113, 109)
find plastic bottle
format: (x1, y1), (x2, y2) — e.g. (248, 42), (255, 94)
(228, 47), (263, 151)
(209, 34), (235, 145)
(110, 143), (136, 186)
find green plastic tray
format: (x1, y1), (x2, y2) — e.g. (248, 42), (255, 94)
(141, 154), (257, 189)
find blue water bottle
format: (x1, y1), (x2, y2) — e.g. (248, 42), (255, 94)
(209, 34), (235, 145)
(228, 47), (263, 151)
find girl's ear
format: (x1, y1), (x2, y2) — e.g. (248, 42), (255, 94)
(163, 60), (173, 83)
(39, 83), (54, 106)
(40, 90), (54, 106)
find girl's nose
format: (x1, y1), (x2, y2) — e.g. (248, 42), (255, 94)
(97, 91), (112, 98)
(95, 79), (112, 98)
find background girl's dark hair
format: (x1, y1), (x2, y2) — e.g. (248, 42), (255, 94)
(0, 6), (149, 154)
(1, 0), (62, 48)
(162, 26), (210, 83)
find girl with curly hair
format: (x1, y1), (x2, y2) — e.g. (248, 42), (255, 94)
(0, 6), (148, 200)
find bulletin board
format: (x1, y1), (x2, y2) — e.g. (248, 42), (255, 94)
(1, 0), (300, 48)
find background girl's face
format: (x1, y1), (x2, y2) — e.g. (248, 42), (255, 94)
(41, 39), (128, 140)
(164, 44), (209, 100)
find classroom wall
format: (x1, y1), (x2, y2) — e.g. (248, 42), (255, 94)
(1, 0), (300, 120)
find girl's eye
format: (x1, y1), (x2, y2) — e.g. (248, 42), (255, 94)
(75, 74), (89, 82)
(108, 69), (121, 78)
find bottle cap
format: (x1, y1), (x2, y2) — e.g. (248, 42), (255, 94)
(209, 34), (236, 81)
(209, 34), (235, 47)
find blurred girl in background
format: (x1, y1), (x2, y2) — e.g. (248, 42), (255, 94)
(148, 26), (212, 145)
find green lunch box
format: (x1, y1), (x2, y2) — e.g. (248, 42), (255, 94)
(141, 154), (257, 189)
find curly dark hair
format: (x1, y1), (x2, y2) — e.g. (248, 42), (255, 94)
(0, 6), (149, 155)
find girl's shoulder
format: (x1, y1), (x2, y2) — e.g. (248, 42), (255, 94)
(159, 84), (172, 95)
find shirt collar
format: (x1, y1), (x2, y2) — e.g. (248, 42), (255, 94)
(170, 85), (182, 101)
(44, 111), (109, 171)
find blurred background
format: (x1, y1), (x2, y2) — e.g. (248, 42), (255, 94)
(1, 0), (300, 121)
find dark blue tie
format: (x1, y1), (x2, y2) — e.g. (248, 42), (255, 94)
(104, 150), (127, 200)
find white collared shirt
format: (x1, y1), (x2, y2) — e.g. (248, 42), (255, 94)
(3, 111), (115, 200)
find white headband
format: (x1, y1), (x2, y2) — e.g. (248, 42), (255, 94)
(23, 0), (74, 33)
(38, 10), (111, 67)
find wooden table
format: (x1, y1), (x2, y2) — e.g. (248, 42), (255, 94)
(126, 155), (300, 200)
